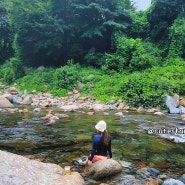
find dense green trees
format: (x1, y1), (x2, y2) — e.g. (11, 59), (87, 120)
(0, 1), (13, 64)
(0, 0), (185, 108)
(1, 0), (134, 67)
(1, 0), (185, 67)
(147, 0), (185, 59)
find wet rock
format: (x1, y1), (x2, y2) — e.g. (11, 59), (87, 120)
(166, 95), (185, 114)
(12, 94), (21, 103)
(19, 109), (29, 113)
(22, 96), (33, 105)
(114, 112), (124, 117)
(162, 178), (185, 185)
(137, 106), (145, 112)
(133, 161), (147, 168)
(73, 156), (87, 166)
(1, 93), (14, 101)
(119, 160), (133, 168)
(154, 112), (166, 116)
(92, 103), (105, 112)
(180, 99), (185, 107)
(0, 150), (84, 185)
(8, 87), (19, 95)
(0, 97), (14, 108)
(86, 159), (122, 180)
(146, 108), (159, 113)
(146, 178), (162, 185)
(179, 174), (185, 184)
(60, 105), (79, 111)
(119, 175), (142, 185)
(136, 168), (150, 179)
(54, 113), (69, 118)
(117, 102), (124, 110)
(33, 108), (41, 113)
(53, 172), (84, 185)
(147, 168), (160, 178)
(86, 111), (94, 115)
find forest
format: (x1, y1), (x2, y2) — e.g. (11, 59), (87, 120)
(0, 0), (185, 108)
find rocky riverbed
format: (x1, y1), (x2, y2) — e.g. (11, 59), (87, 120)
(0, 85), (185, 184)
(1, 85), (185, 143)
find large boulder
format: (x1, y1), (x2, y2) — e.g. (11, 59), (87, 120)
(162, 178), (185, 185)
(86, 159), (122, 180)
(0, 97), (14, 108)
(0, 150), (84, 185)
(22, 96), (33, 105)
(179, 174), (185, 184)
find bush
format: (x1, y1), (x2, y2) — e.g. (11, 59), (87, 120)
(16, 68), (55, 93)
(53, 62), (82, 92)
(118, 65), (185, 108)
(1, 57), (25, 84)
(15, 62), (185, 108)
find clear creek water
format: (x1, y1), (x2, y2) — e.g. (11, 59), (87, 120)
(0, 107), (185, 184)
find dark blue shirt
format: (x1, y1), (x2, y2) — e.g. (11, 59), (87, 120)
(88, 134), (112, 161)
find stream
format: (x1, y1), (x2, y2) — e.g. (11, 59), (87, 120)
(0, 106), (185, 184)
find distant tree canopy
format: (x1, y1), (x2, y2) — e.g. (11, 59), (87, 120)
(0, 1), (13, 64)
(0, 0), (185, 67)
(1, 0), (134, 67)
(146, 0), (185, 58)
(147, 0), (185, 43)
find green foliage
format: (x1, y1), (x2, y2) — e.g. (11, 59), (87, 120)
(3, 0), (134, 67)
(119, 73), (175, 108)
(118, 65), (185, 108)
(102, 34), (162, 73)
(101, 53), (126, 73)
(16, 68), (55, 94)
(129, 11), (149, 38)
(0, 57), (25, 84)
(84, 48), (104, 67)
(167, 18), (185, 59)
(1, 0), (185, 110)
(80, 72), (121, 103)
(147, 0), (185, 43)
(15, 61), (185, 108)
(53, 62), (82, 93)
(0, 1), (13, 64)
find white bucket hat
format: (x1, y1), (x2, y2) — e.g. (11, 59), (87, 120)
(95, 120), (106, 132)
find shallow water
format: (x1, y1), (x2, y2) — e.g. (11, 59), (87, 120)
(0, 107), (185, 184)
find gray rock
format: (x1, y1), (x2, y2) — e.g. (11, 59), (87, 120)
(0, 150), (84, 185)
(147, 167), (160, 178)
(119, 175), (141, 185)
(22, 96), (33, 105)
(162, 178), (185, 185)
(0, 97), (14, 108)
(179, 174), (185, 184)
(86, 159), (122, 179)
(108, 100), (115, 105)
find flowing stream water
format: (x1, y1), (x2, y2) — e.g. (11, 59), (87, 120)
(0, 106), (185, 184)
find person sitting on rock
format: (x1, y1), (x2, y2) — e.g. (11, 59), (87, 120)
(86, 120), (112, 166)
